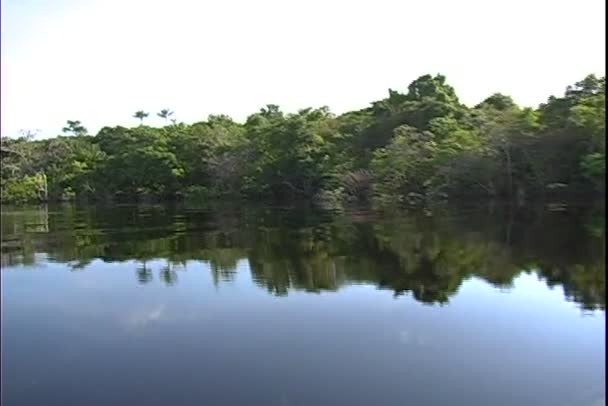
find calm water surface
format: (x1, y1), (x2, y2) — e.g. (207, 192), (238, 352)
(1, 204), (605, 406)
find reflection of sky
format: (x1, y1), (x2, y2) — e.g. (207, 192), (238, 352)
(2, 260), (605, 406)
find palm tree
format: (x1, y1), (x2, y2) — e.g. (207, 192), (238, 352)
(157, 109), (174, 124)
(133, 111), (149, 125)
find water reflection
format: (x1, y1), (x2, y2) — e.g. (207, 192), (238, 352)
(136, 261), (153, 284)
(1, 204), (605, 406)
(1, 203), (605, 310)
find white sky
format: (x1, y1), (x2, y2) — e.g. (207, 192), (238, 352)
(1, 0), (605, 138)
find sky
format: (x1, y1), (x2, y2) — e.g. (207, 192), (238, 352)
(1, 0), (605, 138)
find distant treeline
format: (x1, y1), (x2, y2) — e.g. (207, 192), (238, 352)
(1, 74), (605, 206)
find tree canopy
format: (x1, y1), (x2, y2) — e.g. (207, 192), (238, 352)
(1, 73), (605, 205)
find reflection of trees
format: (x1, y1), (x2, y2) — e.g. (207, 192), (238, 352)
(136, 260), (153, 284)
(160, 268), (178, 286)
(536, 263), (605, 311)
(1, 204), (604, 310)
(248, 225), (347, 295)
(204, 249), (243, 285)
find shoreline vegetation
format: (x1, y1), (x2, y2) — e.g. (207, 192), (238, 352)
(1, 73), (605, 208)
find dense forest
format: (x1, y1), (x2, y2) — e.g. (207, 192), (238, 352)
(1, 73), (605, 207)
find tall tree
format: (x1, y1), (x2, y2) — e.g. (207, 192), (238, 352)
(62, 120), (88, 136)
(133, 111), (149, 125)
(157, 109), (174, 123)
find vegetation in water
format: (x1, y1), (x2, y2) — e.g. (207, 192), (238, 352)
(0, 74), (605, 206)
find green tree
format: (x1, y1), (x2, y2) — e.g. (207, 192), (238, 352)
(62, 120), (88, 136)
(0, 73), (604, 206)
(133, 111), (149, 125)
(157, 109), (174, 123)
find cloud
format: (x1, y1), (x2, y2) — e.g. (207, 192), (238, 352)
(125, 304), (167, 329)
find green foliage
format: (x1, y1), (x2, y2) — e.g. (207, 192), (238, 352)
(157, 109), (174, 123)
(133, 110), (149, 125)
(370, 125), (438, 200)
(1, 73), (605, 205)
(62, 120), (88, 136)
(581, 153), (606, 192)
(96, 126), (184, 199)
(1, 173), (46, 203)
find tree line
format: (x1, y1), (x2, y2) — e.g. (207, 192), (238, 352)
(1, 73), (605, 206)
